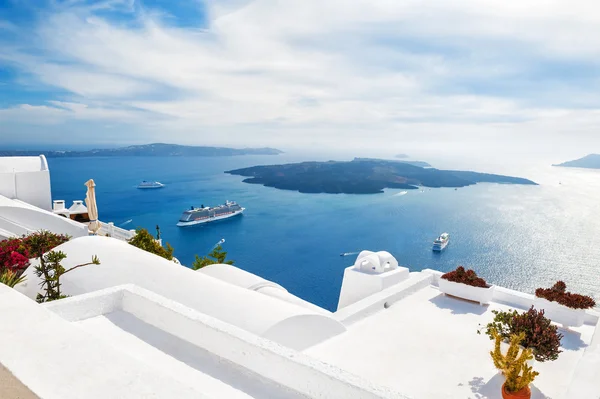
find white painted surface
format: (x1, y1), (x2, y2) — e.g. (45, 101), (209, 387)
(199, 264), (331, 315)
(18, 236), (345, 350)
(310, 284), (597, 399)
(338, 264), (410, 310)
(0, 194), (88, 238)
(68, 200), (87, 214)
(76, 313), (259, 399)
(424, 269), (600, 325)
(0, 283), (212, 399)
(438, 278), (494, 305)
(534, 297), (586, 328)
(334, 272), (431, 325)
(0, 156), (51, 210)
(0, 156), (47, 173)
(98, 221), (136, 241)
(46, 285), (408, 399)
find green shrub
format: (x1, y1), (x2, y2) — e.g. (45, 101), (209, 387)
(128, 228), (174, 260)
(192, 245), (233, 270)
(0, 269), (26, 288)
(34, 250), (100, 303)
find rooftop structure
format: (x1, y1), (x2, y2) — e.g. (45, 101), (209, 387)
(0, 155), (599, 399)
(0, 155), (51, 211)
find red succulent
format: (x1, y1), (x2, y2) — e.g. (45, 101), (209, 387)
(441, 266), (489, 288)
(535, 281), (596, 310)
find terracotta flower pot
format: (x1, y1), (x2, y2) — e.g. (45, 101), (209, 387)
(502, 383), (531, 399)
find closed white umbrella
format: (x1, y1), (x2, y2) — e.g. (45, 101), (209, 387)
(85, 179), (101, 234)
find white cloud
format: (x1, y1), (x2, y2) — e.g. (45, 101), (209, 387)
(1, 0), (600, 155)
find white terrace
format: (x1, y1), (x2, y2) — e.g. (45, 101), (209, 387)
(3, 240), (599, 399)
(308, 278), (598, 399)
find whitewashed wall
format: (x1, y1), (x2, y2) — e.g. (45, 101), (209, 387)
(0, 156), (52, 211)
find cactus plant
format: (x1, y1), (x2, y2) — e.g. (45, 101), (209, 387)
(490, 329), (539, 394)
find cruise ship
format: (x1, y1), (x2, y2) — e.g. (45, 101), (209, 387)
(432, 232), (449, 251)
(177, 201), (245, 226)
(137, 181), (165, 189)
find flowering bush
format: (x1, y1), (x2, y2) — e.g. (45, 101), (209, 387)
(0, 231), (70, 273)
(22, 231), (70, 258)
(479, 307), (563, 362)
(0, 238), (30, 272)
(441, 266), (489, 288)
(535, 281), (596, 310)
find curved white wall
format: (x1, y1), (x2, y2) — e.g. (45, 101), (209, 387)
(0, 205), (88, 238)
(198, 263), (285, 291)
(198, 264), (330, 315)
(17, 236), (345, 350)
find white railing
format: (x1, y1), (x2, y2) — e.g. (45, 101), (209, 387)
(98, 222), (136, 242)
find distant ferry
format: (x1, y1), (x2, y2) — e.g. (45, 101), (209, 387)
(137, 181), (165, 189)
(177, 201), (245, 227)
(432, 233), (449, 251)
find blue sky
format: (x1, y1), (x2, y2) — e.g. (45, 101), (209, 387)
(1, 0), (600, 156)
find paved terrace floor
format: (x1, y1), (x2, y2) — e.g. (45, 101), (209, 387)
(0, 363), (39, 399)
(75, 311), (307, 399)
(306, 285), (596, 399)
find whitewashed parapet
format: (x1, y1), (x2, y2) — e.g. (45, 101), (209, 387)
(533, 297), (586, 328)
(423, 268), (599, 326)
(98, 222), (136, 241)
(438, 279), (494, 305)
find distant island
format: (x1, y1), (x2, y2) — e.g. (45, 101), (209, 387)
(226, 158), (537, 194)
(553, 154), (600, 169)
(394, 154), (409, 159)
(0, 143), (284, 158)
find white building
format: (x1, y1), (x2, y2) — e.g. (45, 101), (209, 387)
(0, 155), (599, 399)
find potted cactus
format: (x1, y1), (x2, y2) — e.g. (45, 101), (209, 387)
(439, 266), (494, 305)
(534, 281), (596, 327)
(490, 329), (539, 399)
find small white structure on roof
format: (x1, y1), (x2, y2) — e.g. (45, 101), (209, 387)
(0, 155), (51, 211)
(337, 250), (409, 310)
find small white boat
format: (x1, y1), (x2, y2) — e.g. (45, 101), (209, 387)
(137, 181), (165, 189)
(432, 233), (449, 251)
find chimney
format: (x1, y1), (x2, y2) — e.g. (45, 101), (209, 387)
(53, 200), (66, 212)
(337, 251), (410, 310)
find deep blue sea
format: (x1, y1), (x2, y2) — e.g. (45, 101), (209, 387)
(47, 154), (600, 311)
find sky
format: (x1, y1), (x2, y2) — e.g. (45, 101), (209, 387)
(0, 0), (599, 158)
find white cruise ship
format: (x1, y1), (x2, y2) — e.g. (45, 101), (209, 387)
(432, 232), (449, 251)
(177, 201), (244, 226)
(137, 181), (165, 189)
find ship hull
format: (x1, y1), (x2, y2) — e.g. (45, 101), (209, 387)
(177, 208), (245, 227)
(432, 241), (449, 251)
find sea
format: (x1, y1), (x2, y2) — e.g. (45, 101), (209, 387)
(47, 153), (600, 312)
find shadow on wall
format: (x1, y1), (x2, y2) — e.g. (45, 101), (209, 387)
(429, 293), (488, 316)
(104, 311), (307, 399)
(559, 328), (588, 352)
(467, 374), (552, 399)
